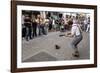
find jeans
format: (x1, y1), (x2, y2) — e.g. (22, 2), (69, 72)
(71, 34), (83, 51)
(26, 26), (32, 40)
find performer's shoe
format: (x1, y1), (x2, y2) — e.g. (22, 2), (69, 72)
(72, 51), (79, 57)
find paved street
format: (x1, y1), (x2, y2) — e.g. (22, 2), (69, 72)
(22, 31), (90, 62)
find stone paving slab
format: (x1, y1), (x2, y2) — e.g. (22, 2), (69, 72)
(22, 31), (90, 62)
(23, 52), (57, 62)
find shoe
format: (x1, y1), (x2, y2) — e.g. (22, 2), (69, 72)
(72, 51), (79, 57)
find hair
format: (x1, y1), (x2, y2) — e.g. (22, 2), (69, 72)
(68, 20), (73, 26)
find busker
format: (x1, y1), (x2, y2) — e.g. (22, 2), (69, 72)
(64, 17), (83, 57)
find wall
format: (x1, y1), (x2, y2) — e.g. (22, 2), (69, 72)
(0, 0), (99, 73)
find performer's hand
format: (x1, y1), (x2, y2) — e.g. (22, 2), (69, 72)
(67, 32), (71, 35)
(65, 32), (71, 37)
(65, 34), (68, 37)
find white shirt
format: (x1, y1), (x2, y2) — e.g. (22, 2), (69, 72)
(71, 24), (81, 36)
(52, 19), (55, 25)
(84, 19), (88, 25)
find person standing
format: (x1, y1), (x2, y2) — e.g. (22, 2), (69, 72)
(22, 14), (26, 38)
(40, 18), (46, 35)
(48, 17), (53, 31)
(36, 15), (46, 36)
(36, 14), (42, 36)
(24, 14), (32, 41)
(44, 18), (49, 34)
(31, 15), (37, 38)
(86, 17), (90, 32)
(83, 18), (88, 32)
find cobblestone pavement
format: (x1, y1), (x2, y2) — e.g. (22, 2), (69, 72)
(22, 31), (90, 62)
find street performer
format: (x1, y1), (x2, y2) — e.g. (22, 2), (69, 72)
(64, 17), (83, 57)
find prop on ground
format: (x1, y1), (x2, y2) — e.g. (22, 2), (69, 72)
(55, 44), (61, 49)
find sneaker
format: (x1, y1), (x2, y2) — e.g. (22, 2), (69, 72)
(72, 51), (79, 57)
